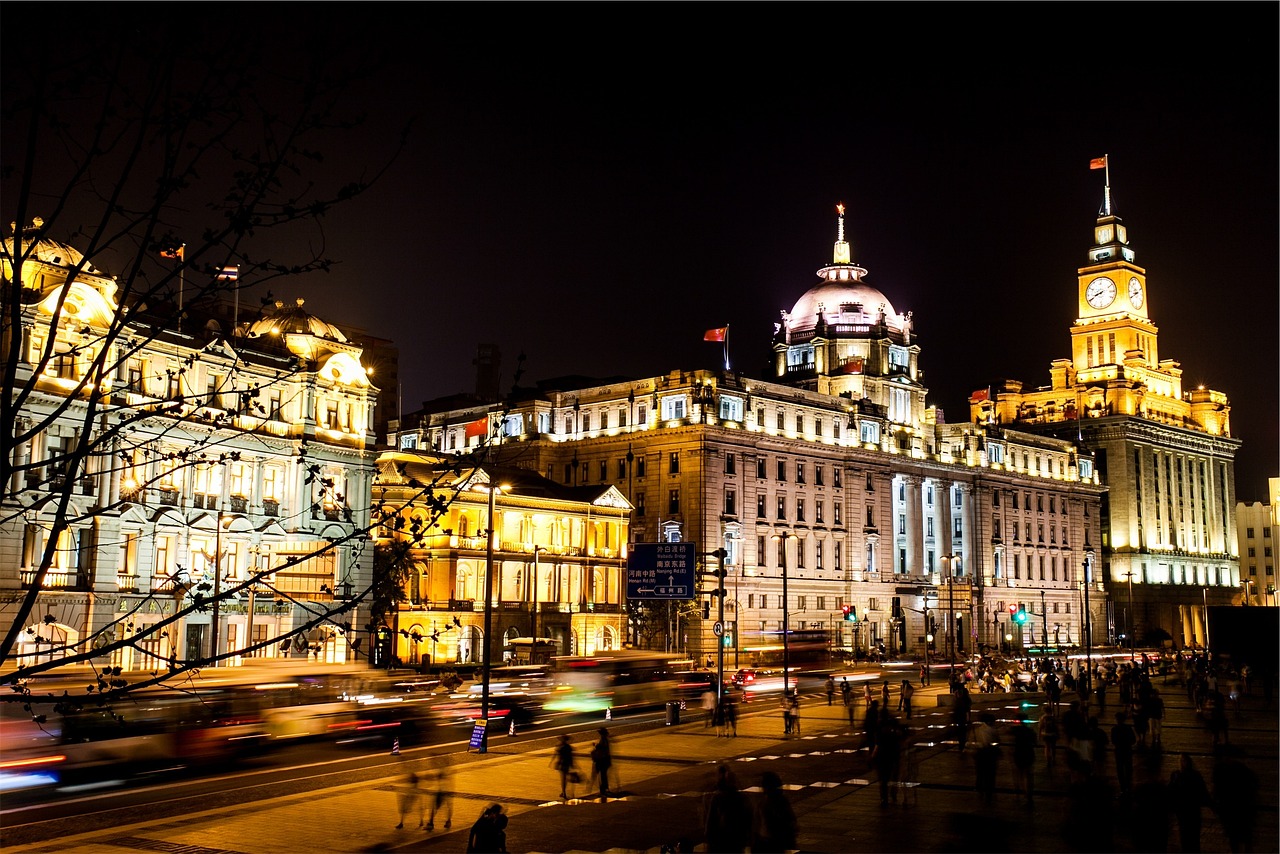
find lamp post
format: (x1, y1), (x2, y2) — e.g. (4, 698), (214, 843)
(772, 533), (795, 697)
(531, 546), (547, 644)
(479, 478), (509, 753)
(1202, 586), (1211, 654)
(1083, 550), (1094, 695)
(1040, 588), (1048, 653)
(944, 554), (958, 672)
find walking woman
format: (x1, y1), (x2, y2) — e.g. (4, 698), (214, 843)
(551, 734), (577, 799)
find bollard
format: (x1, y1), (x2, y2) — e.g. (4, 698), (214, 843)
(391, 736), (400, 755)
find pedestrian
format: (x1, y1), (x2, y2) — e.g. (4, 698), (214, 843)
(863, 698), (880, 752)
(1206, 689), (1229, 747)
(881, 680), (891, 708)
(973, 712), (1001, 805)
(703, 764), (752, 853)
(425, 762), (454, 831)
(751, 770), (798, 854)
(723, 691), (738, 737)
(465, 803), (508, 853)
(551, 734), (577, 800)
(1168, 752), (1210, 853)
(825, 675), (835, 705)
(394, 767), (423, 829)
(1010, 717), (1037, 805)
(781, 691), (794, 735)
(952, 682), (972, 751)
(841, 676), (852, 709)
(899, 679), (915, 719)
(863, 680), (874, 707)
(589, 727), (613, 801)
(788, 692), (802, 735)
(1213, 754), (1259, 854)
(1110, 711), (1137, 796)
(920, 661), (928, 684)
(702, 688), (717, 729)
(872, 711), (904, 805)
(1038, 708), (1060, 768)
(1148, 688), (1165, 746)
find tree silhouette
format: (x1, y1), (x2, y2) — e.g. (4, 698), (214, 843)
(0, 14), (438, 711)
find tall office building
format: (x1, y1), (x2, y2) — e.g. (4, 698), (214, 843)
(970, 180), (1240, 649)
(392, 208), (1106, 664)
(1236, 477), (1279, 606)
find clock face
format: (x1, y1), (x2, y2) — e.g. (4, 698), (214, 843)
(1086, 276), (1117, 309)
(1128, 277), (1144, 308)
(1096, 226), (1113, 244)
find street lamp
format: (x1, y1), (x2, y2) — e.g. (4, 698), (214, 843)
(1040, 588), (1048, 653)
(531, 546), (548, 644)
(1083, 549), (1094, 695)
(943, 553), (959, 672)
(771, 533), (796, 697)
(479, 478), (510, 753)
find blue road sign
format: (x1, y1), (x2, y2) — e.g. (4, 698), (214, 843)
(627, 542), (695, 600)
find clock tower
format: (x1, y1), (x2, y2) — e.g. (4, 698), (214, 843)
(1070, 211), (1158, 384)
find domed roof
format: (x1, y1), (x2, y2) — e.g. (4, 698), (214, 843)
(247, 298), (348, 343)
(788, 279), (899, 332)
(3, 218), (105, 276)
(781, 204), (906, 335)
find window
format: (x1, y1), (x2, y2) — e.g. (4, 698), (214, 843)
(748, 593), (755, 609)
(719, 395), (744, 421)
(669, 452), (679, 474)
(796, 498), (806, 522)
(668, 489), (680, 514)
(1049, 496), (1056, 514)
(1246, 527), (1255, 538)
(635, 492), (646, 516)
(617, 459), (627, 479)
(760, 594), (768, 610)
(833, 503), (842, 526)
(1037, 523), (1044, 543)
(795, 414), (804, 434)
(834, 541), (842, 570)
(866, 473), (874, 491)
(815, 465), (824, 486)
(776, 411), (785, 430)
(502, 414), (522, 437)
(814, 418), (823, 437)
(898, 514), (906, 535)
(860, 420), (880, 444)
(757, 495), (767, 518)
(833, 468), (841, 488)
(660, 394), (686, 420)
(756, 407), (765, 426)
(725, 453), (736, 475)
(777, 496), (786, 519)
(636, 457), (646, 477)
(815, 501), (824, 524)
(795, 462), (805, 484)
(898, 548), (907, 573)
(757, 536), (765, 562)
(1037, 495), (1044, 512)
(926, 517), (934, 538)
(756, 457), (767, 479)
(988, 442), (1005, 465)
(993, 490), (1001, 508)
(599, 460), (608, 481)
(399, 433), (418, 450)
(798, 595), (807, 610)
(954, 518), (962, 537)
(564, 416), (574, 434)
(815, 542), (824, 569)
(725, 489), (737, 516)
(796, 539), (805, 568)
(638, 403), (647, 424)
(776, 459), (787, 481)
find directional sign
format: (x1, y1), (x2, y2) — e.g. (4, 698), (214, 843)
(627, 542), (695, 600)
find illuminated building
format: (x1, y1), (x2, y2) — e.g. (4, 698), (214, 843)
(1, 223), (378, 670)
(371, 453), (631, 664)
(391, 207), (1105, 662)
(1235, 477), (1279, 606)
(969, 183), (1240, 649)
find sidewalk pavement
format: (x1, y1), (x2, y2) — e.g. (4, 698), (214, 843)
(6, 679), (1276, 854)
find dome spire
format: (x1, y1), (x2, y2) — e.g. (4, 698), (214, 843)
(833, 203), (851, 265)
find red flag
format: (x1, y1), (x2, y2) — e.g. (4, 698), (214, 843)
(703, 326), (728, 342)
(160, 245), (184, 261)
(463, 416), (488, 439)
(970, 388), (990, 402)
(838, 358), (864, 375)
(1089, 156), (1107, 170)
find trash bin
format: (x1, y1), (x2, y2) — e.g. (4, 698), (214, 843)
(665, 700), (681, 726)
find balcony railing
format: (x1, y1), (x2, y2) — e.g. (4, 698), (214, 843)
(19, 568), (82, 588)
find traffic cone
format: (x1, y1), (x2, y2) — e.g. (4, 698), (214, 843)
(605, 707), (612, 720)
(509, 718), (516, 736)
(391, 737), (400, 755)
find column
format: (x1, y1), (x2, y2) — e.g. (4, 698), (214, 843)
(904, 475), (922, 575)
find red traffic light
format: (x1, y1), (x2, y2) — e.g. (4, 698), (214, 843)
(1008, 605), (1017, 615)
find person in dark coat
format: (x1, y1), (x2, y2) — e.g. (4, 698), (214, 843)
(1010, 717), (1038, 804)
(952, 682), (972, 751)
(465, 803), (507, 853)
(751, 770), (798, 853)
(1168, 752), (1210, 853)
(589, 728), (613, 801)
(703, 764), (752, 853)
(872, 712), (904, 805)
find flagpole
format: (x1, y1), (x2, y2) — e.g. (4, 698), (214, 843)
(178, 244), (185, 333)
(1103, 154), (1111, 216)
(723, 325), (730, 371)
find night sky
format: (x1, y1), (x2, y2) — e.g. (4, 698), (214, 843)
(5, 5), (1277, 498)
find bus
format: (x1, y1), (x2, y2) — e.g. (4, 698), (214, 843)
(739, 629), (832, 669)
(542, 651), (682, 714)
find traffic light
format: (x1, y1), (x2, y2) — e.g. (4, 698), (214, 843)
(702, 601), (711, 620)
(1013, 607), (1029, 626)
(1008, 604), (1018, 617)
(842, 605), (857, 622)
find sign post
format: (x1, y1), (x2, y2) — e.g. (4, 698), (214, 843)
(626, 543), (696, 600)
(468, 719), (488, 752)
